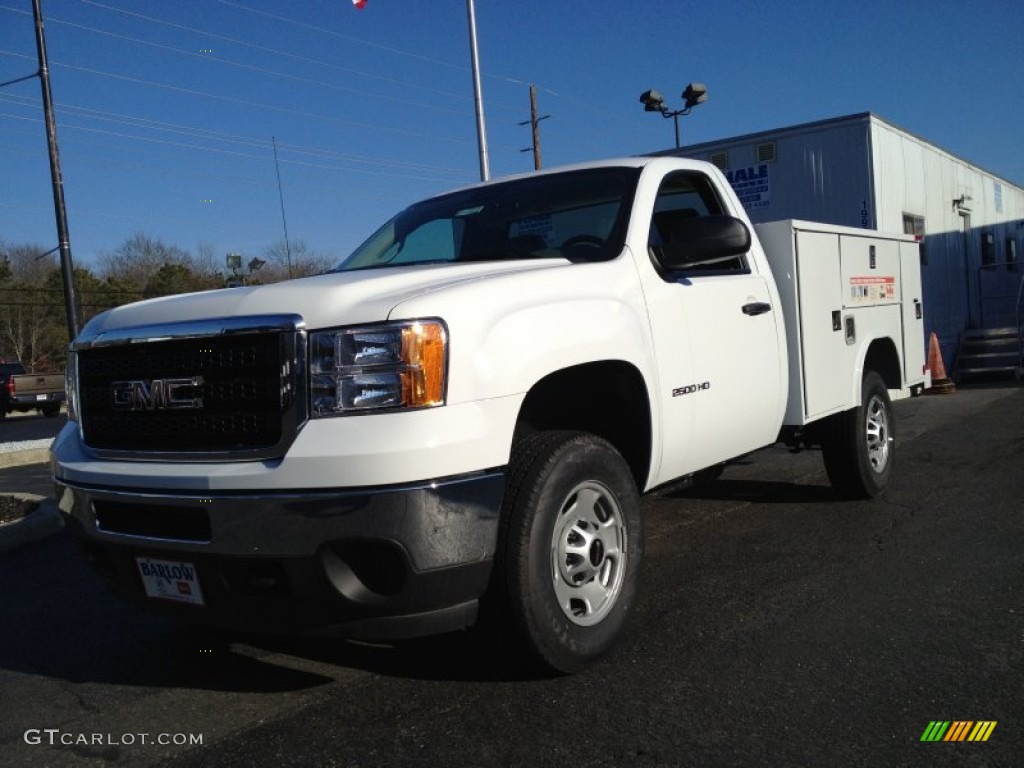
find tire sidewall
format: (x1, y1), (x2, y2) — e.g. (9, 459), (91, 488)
(512, 435), (643, 673)
(856, 372), (894, 496)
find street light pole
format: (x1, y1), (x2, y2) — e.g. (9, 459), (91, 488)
(32, 0), (79, 339)
(465, 0), (490, 181)
(640, 83), (708, 150)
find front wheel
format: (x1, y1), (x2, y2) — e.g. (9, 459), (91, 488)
(496, 431), (643, 674)
(821, 371), (895, 498)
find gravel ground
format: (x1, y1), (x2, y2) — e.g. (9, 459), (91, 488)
(0, 495), (37, 524)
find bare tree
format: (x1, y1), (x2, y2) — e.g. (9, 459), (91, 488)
(3, 242), (57, 283)
(0, 242), (58, 367)
(97, 232), (191, 290)
(261, 238), (334, 281)
(190, 242), (229, 289)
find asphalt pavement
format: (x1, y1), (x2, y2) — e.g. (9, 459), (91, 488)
(0, 459), (53, 498)
(0, 382), (1021, 766)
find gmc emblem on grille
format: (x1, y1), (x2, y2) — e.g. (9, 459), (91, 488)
(111, 377), (205, 411)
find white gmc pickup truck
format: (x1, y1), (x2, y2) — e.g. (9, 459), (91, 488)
(53, 156), (927, 672)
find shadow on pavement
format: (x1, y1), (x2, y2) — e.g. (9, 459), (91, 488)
(663, 477), (843, 504)
(1, 529), (542, 690)
(1, 532), (334, 692)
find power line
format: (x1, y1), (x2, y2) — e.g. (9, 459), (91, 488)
(0, 49), (489, 147)
(11, 10), (511, 122)
(0, 112), (480, 184)
(3, 2), (645, 147)
(0, 92), (477, 176)
(70, 0), (523, 112)
(1, 4), (641, 162)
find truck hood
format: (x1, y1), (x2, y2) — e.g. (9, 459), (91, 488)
(79, 260), (565, 338)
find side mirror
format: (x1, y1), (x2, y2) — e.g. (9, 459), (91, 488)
(652, 215), (750, 270)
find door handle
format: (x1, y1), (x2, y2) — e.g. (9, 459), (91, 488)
(742, 301), (772, 316)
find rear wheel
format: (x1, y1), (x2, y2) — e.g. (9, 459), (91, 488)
(495, 431), (642, 674)
(821, 371), (894, 498)
(40, 404), (60, 418)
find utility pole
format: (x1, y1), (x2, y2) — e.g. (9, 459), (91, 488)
(519, 84), (549, 171)
(32, 0), (79, 339)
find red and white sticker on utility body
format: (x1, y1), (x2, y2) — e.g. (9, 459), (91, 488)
(136, 557), (205, 606)
(849, 276), (896, 304)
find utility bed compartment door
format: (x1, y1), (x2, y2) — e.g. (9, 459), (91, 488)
(756, 219), (923, 427)
(840, 236), (900, 309)
(795, 231), (850, 418)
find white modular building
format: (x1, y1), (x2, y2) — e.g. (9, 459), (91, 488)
(660, 113), (1024, 374)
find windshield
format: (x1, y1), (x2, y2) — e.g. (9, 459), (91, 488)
(333, 167), (641, 272)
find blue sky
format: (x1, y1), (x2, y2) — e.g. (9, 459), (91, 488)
(2, 0), (1022, 271)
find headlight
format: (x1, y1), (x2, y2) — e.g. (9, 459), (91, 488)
(309, 319), (447, 416)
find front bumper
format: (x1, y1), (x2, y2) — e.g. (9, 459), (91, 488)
(56, 470), (504, 639)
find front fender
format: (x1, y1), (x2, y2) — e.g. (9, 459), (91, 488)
(388, 257), (657, 407)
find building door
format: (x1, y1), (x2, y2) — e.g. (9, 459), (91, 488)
(960, 212), (975, 328)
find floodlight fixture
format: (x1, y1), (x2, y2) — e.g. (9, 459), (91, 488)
(640, 82), (709, 148)
(682, 82), (708, 110)
(639, 90), (665, 112)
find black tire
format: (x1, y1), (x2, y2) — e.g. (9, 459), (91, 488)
(495, 431), (643, 674)
(40, 404), (60, 418)
(821, 371), (895, 499)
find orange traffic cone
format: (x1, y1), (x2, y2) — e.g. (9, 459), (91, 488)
(926, 332), (955, 394)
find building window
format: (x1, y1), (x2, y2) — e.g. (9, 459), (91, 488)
(709, 152), (729, 170)
(981, 231), (996, 267)
(756, 142), (776, 163)
(903, 213), (927, 265)
(1007, 238), (1018, 272)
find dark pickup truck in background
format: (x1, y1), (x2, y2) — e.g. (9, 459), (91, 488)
(1, 361), (65, 418)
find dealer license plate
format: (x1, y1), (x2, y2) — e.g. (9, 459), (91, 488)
(135, 557), (205, 606)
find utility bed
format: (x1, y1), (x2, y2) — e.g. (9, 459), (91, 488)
(755, 219), (928, 426)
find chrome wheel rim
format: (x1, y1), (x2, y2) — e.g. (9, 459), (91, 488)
(865, 393), (891, 473)
(550, 481), (628, 626)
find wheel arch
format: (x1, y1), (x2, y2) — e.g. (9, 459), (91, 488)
(514, 360), (652, 490)
(862, 336), (902, 389)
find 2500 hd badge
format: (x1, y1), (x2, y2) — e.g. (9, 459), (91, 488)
(672, 381), (710, 397)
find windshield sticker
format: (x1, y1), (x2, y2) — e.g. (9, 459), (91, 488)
(513, 214), (553, 241)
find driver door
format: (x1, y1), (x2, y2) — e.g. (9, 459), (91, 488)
(639, 170), (784, 484)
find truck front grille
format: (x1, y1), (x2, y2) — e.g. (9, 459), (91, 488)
(76, 322), (306, 459)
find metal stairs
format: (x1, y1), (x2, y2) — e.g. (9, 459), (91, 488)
(954, 327), (1022, 383)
